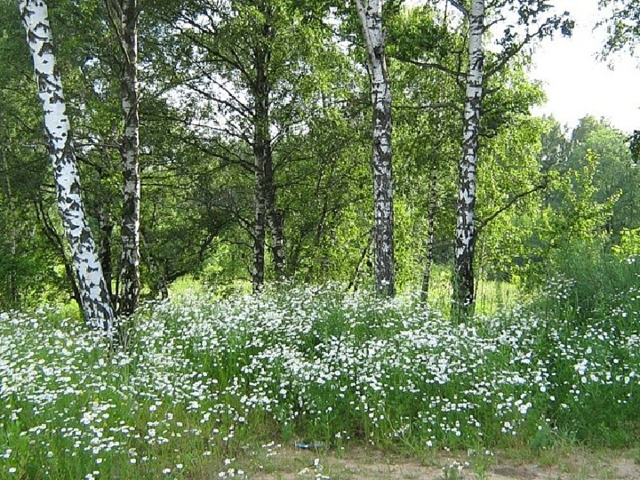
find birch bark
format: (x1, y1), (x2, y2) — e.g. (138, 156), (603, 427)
(454, 0), (484, 312)
(19, 0), (116, 330)
(354, 0), (395, 297)
(251, 2), (286, 290)
(117, 0), (141, 316)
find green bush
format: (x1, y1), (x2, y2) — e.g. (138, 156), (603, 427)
(530, 237), (640, 325)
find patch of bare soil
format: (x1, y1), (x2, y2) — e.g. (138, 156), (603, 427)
(247, 445), (640, 480)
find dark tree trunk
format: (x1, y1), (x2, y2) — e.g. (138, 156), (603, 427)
(264, 158), (285, 279)
(347, 229), (374, 292)
(252, 153), (267, 292)
(2, 156), (19, 307)
(268, 206), (286, 279)
(98, 209), (114, 302)
(251, 3), (286, 290)
(251, 16), (270, 292)
(421, 166), (438, 301)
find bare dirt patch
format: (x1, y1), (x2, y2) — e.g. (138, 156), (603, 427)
(246, 445), (640, 480)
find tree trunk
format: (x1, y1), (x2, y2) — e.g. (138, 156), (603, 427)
(252, 150), (267, 292)
(421, 165), (438, 302)
(140, 229), (169, 299)
(98, 208), (114, 302)
(354, 0), (395, 297)
(252, 42), (269, 292)
(1, 155), (19, 307)
(252, 4), (283, 291)
(265, 162), (285, 279)
(19, 0), (116, 331)
(347, 228), (374, 292)
(454, 0), (484, 314)
(117, 0), (141, 316)
(34, 199), (83, 310)
(96, 149), (115, 303)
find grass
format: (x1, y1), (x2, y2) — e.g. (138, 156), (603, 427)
(0, 276), (639, 479)
(413, 265), (520, 317)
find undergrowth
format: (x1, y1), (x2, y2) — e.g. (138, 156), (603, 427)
(0, 276), (639, 479)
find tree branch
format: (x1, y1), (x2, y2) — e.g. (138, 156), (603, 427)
(389, 54), (466, 86)
(478, 183), (546, 231)
(447, 0), (469, 17)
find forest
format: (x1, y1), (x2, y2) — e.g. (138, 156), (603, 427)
(2, 0), (640, 479)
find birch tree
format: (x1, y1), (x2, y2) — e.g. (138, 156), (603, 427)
(446, 0), (572, 313)
(252, 0), (276, 290)
(353, 0), (395, 297)
(453, 0), (484, 311)
(108, 0), (142, 315)
(19, 0), (116, 330)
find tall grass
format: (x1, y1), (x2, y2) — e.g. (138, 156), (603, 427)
(0, 278), (639, 479)
(417, 264), (519, 316)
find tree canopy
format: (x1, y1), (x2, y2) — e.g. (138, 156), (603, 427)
(1, 0), (638, 316)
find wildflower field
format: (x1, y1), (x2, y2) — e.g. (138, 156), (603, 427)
(1, 283), (640, 479)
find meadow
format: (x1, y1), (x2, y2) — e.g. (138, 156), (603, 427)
(1, 276), (640, 479)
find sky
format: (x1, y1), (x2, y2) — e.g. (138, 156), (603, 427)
(530, 0), (640, 133)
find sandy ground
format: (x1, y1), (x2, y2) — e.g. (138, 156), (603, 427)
(246, 445), (640, 480)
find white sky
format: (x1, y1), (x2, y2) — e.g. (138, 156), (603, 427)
(530, 0), (640, 133)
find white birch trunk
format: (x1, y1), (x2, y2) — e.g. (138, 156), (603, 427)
(117, 0), (141, 316)
(454, 0), (484, 312)
(19, 0), (116, 330)
(354, 0), (395, 297)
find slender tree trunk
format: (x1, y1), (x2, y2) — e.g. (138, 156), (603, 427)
(96, 149), (115, 303)
(34, 199), (83, 310)
(347, 228), (374, 292)
(421, 165), (438, 301)
(1, 156), (19, 306)
(98, 208), (114, 302)
(454, 0), (484, 314)
(117, 0), (141, 316)
(19, 0), (116, 330)
(252, 4), (284, 290)
(140, 229), (169, 299)
(265, 162), (286, 279)
(354, 0), (395, 297)
(252, 150), (267, 292)
(252, 41), (269, 292)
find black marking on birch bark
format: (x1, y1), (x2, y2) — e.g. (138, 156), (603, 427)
(20, 0), (116, 330)
(355, 0), (395, 296)
(117, 0), (141, 316)
(454, 0), (484, 313)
